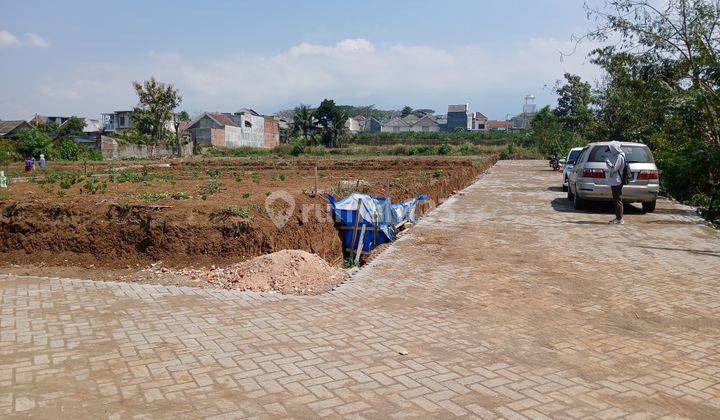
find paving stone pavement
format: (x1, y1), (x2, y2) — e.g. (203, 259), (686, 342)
(1, 160), (719, 419)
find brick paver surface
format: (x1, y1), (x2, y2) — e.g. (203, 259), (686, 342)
(1, 160), (719, 418)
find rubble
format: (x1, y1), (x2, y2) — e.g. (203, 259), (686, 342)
(202, 250), (347, 295)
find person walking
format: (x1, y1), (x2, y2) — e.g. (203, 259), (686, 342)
(39, 154), (46, 170)
(605, 141), (626, 225)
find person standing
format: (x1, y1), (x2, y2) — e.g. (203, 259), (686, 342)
(605, 141), (626, 225)
(24, 156), (33, 172)
(39, 154), (46, 170)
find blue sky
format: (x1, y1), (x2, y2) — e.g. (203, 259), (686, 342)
(0, 0), (602, 120)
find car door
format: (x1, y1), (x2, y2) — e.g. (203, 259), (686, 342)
(568, 146), (589, 187)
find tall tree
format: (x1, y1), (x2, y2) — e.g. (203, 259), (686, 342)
(554, 73), (593, 134)
(314, 99), (341, 147)
(293, 105), (315, 144)
(131, 77), (182, 154)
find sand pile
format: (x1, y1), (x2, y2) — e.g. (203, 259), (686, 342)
(206, 250), (347, 295)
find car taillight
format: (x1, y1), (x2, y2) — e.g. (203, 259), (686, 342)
(637, 170), (659, 180)
(582, 168), (605, 178)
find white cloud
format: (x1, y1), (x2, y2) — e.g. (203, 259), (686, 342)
(25, 32), (48, 48)
(25, 37), (603, 119)
(0, 29), (48, 48)
(0, 30), (21, 47)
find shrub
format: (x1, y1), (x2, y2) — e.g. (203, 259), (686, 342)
(16, 128), (53, 158)
(137, 192), (166, 201)
(225, 206), (250, 218)
(198, 180), (220, 195)
(289, 139), (305, 156)
(55, 138), (82, 160)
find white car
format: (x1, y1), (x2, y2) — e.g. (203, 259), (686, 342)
(561, 147), (583, 192)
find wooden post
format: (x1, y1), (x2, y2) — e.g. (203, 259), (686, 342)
(373, 212), (378, 248)
(314, 164), (318, 196)
(349, 199), (362, 256)
(355, 225), (366, 265)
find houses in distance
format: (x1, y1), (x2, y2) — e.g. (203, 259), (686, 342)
(344, 97), (537, 134)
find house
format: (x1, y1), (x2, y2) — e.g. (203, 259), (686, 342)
(186, 111), (277, 149)
(0, 120), (33, 138)
(56, 117), (102, 135)
(30, 114), (72, 126)
(408, 115), (440, 132)
(447, 104), (469, 131)
(474, 112), (488, 130)
(263, 116), (280, 148)
(101, 110), (134, 132)
(365, 117), (381, 133)
(487, 120), (513, 131)
(345, 116), (362, 134)
(381, 117), (410, 133)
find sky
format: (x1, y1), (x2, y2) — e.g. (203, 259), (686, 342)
(0, 0), (604, 120)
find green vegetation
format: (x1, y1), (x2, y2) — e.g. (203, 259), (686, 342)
(225, 206), (250, 218)
(169, 191), (190, 200)
(137, 192), (166, 201)
(198, 180), (220, 196)
(526, 1), (720, 224)
(131, 77), (183, 155)
(82, 178), (106, 194)
(343, 257), (359, 269)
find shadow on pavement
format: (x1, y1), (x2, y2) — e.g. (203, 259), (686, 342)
(550, 197), (645, 215)
(547, 186), (564, 192)
(637, 245), (720, 258)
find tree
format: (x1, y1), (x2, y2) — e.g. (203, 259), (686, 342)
(329, 110), (349, 148)
(314, 99), (344, 147)
(172, 110), (191, 156)
(400, 106), (414, 117)
(293, 105), (315, 144)
(16, 128), (53, 158)
(413, 108), (435, 117)
(131, 77), (182, 155)
(57, 117), (86, 138)
(586, 0), (720, 199)
(554, 73), (593, 134)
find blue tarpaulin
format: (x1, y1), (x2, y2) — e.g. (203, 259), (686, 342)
(327, 193), (429, 254)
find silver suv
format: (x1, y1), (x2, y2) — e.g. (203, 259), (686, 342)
(567, 142), (660, 212)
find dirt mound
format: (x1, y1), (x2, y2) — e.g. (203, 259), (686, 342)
(205, 250), (347, 295)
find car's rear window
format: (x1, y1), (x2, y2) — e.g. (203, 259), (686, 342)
(588, 145), (654, 163)
(567, 149), (581, 162)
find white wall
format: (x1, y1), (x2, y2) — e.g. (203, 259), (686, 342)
(225, 115), (265, 148)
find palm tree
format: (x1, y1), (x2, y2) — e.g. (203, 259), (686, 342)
(293, 105), (315, 144)
(330, 111), (349, 148)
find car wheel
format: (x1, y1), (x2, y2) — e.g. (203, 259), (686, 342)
(567, 183), (574, 201)
(642, 200), (656, 213)
(573, 186), (585, 210)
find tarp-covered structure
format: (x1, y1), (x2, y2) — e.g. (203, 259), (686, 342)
(328, 193), (429, 254)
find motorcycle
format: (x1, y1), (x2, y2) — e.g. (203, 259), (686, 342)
(549, 155), (560, 171)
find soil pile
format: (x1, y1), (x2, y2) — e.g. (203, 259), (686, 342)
(205, 250), (346, 295)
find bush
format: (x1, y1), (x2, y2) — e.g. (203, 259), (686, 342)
(16, 128), (53, 158)
(55, 138), (82, 160)
(289, 139), (305, 156)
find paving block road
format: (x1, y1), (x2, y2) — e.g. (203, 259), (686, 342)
(1, 160), (719, 418)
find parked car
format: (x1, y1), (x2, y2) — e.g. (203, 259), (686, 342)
(567, 142), (659, 212)
(560, 147), (583, 192)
